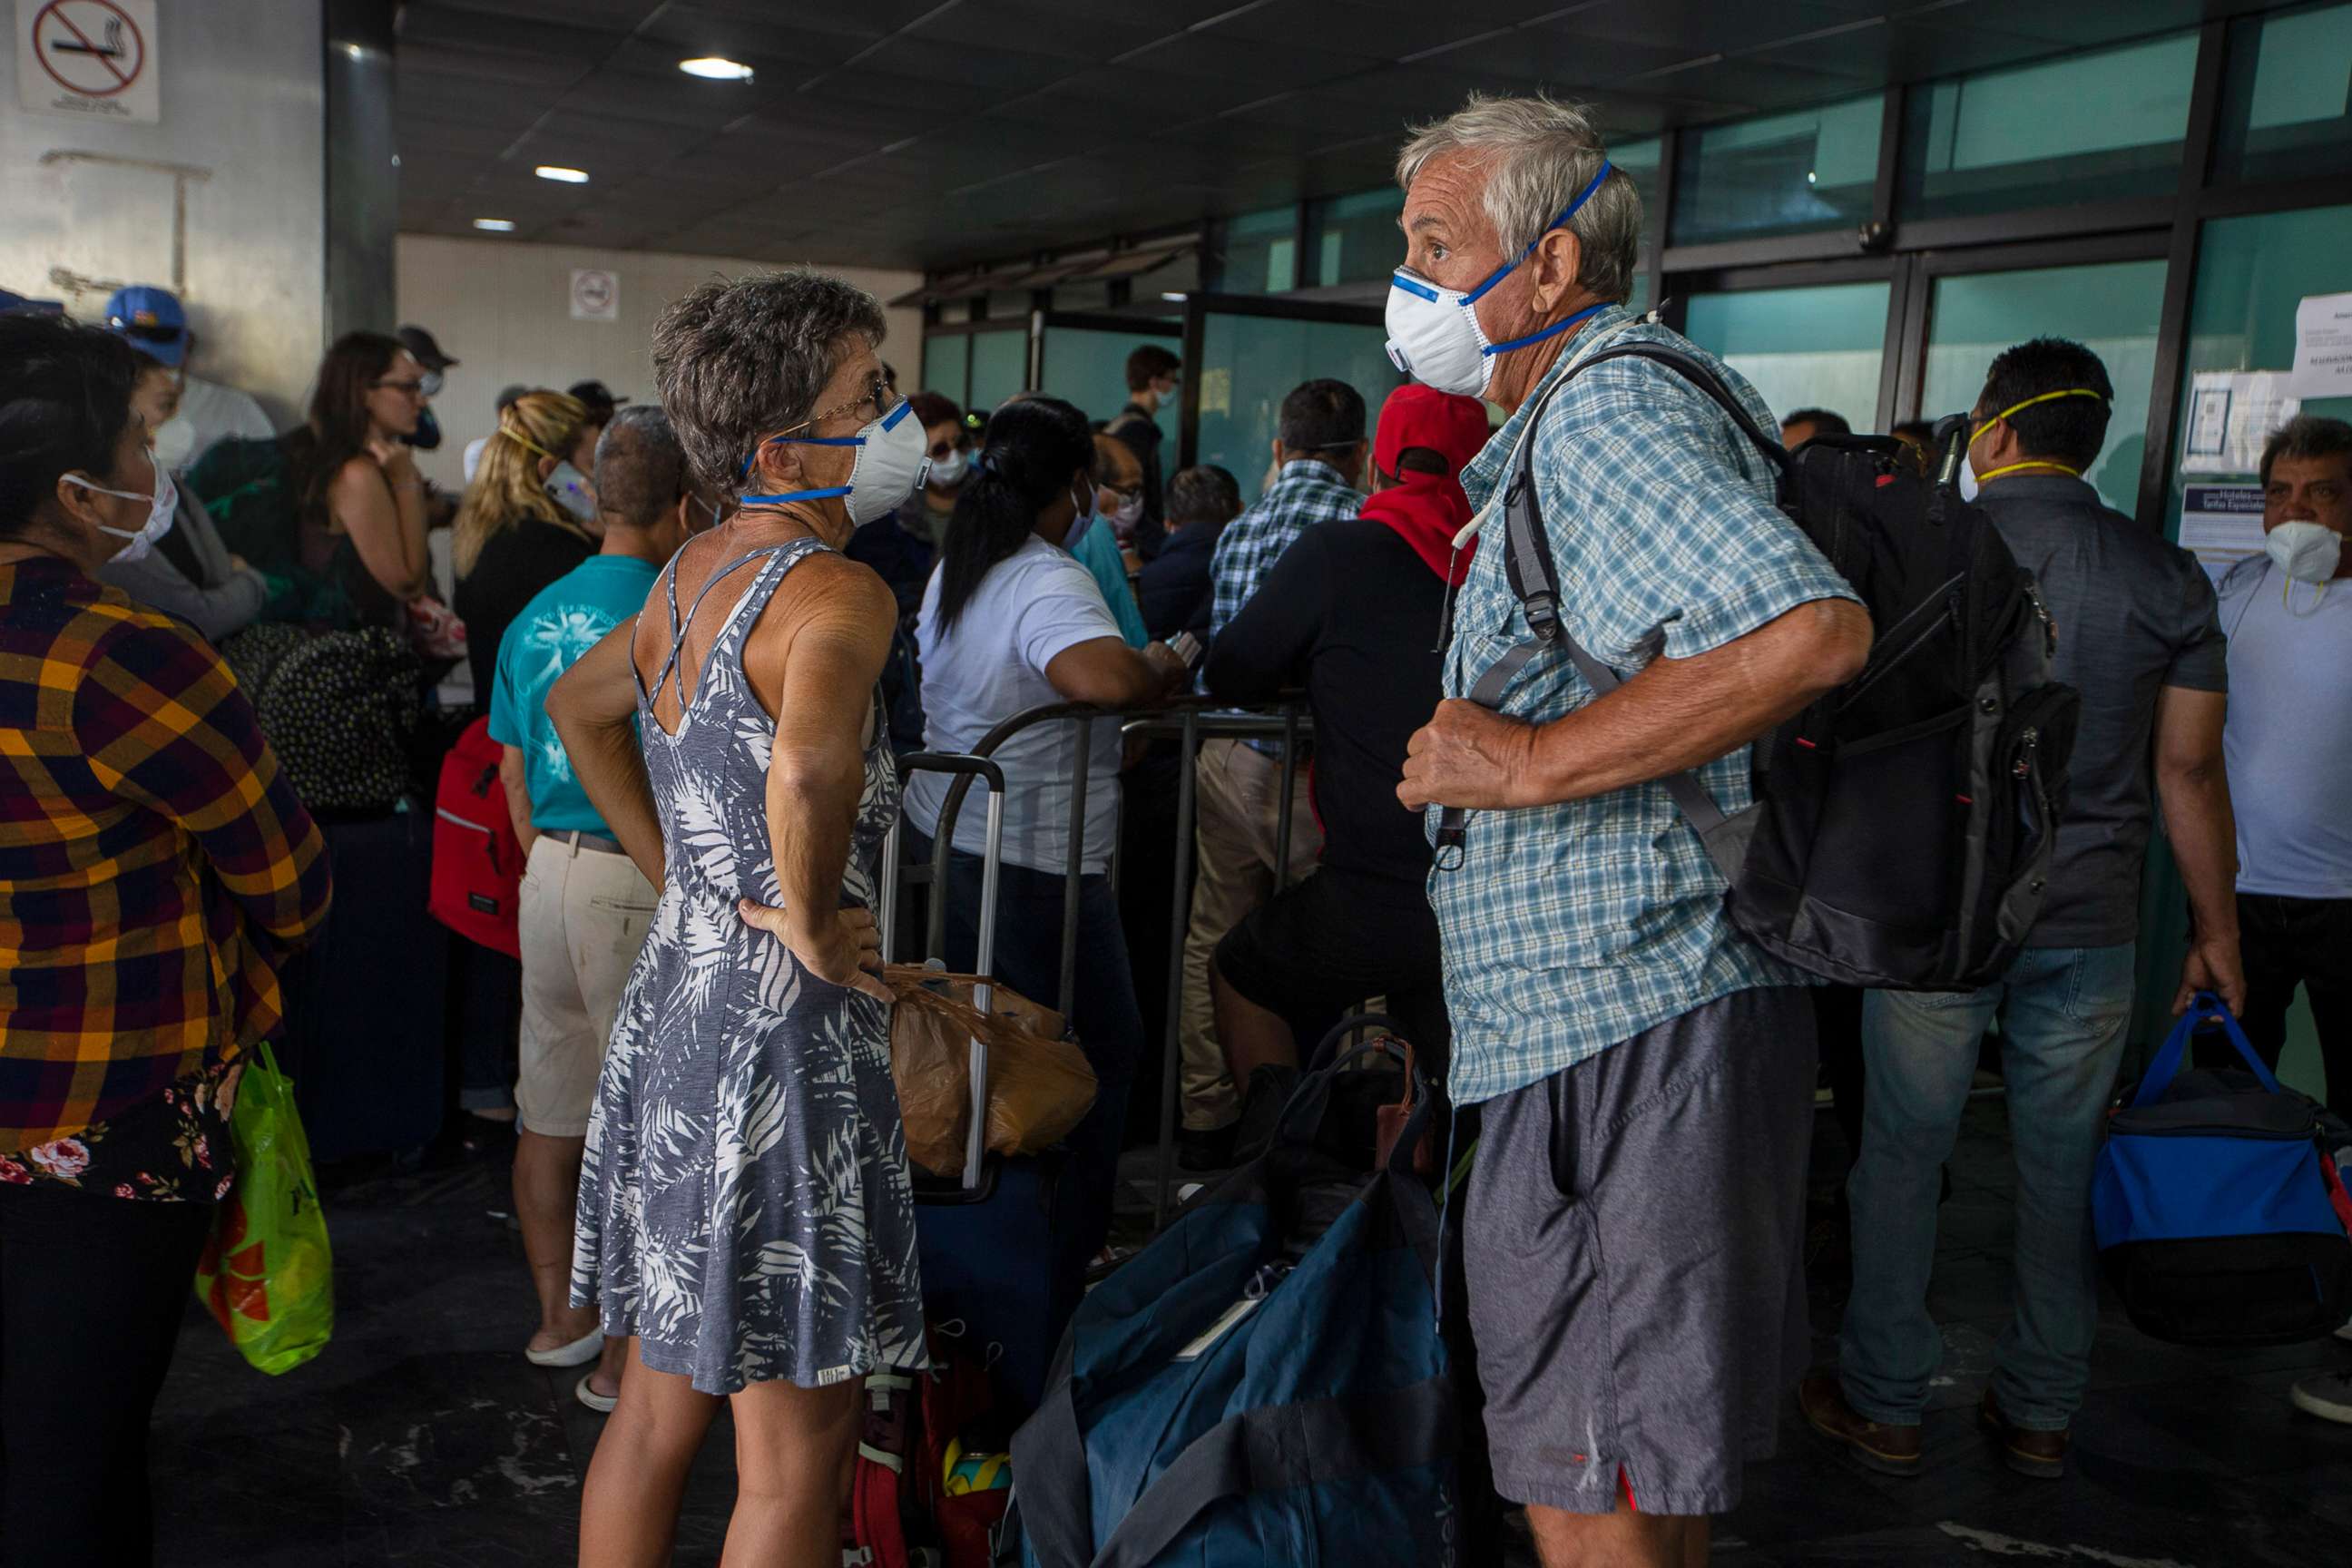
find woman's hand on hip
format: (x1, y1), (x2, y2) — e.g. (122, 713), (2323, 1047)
(738, 899), (891, 1004)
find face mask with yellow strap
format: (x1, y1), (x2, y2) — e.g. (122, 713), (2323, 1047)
(1969, 387), (2107, 483)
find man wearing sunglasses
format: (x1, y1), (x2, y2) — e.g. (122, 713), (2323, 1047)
(101, 286), (273, 475)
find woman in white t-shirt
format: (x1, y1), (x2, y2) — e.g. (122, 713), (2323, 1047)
(903, 395), (1186, 1283)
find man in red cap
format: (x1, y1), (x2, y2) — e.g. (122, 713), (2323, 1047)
(1200, 384), (1493, 1152)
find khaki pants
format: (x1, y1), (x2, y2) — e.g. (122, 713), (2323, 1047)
(1178, 740), (1322, 1130)
(515, 835), (658, 1138)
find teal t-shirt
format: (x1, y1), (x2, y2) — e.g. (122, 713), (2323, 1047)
(1068, 517), (1147, 647)
(486, 554), (659, 833)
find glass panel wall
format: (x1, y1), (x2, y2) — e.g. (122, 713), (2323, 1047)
(1193, 314), (1399, 505)
(1921, 259), (2168, 514)
(2213, 1), (2352, 186)
(1211, 205), (1299, 295)
(1038, 325), (1184, 438)
(2166, 202), (2352, 527)
(920, 333), (971, 406)
(1308, 189), (1403, 289)
(1682, 281), (1890, 432)
(1612, 135), (1663, 222)
(1898, 34), (2197, 220)
(1670, 95), (1883, 245)
(966, 328), (1030, 414)
(2139, 201), (2352, 1098)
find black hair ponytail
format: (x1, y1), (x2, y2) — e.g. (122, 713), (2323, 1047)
(936, 396), (1094, 636)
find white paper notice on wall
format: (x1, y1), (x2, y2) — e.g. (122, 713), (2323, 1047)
(15, 0), (159, 123)
(2180, 370), (2300, 475)
(570, 269), (620, 322)
(2289, 292), (2352, 398)
(2179, 484), (2269, 586)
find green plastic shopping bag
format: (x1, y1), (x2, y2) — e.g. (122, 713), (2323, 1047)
(192, 1042), (333, 1374)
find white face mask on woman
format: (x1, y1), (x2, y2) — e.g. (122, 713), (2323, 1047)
(927, 447), (970, 488)
(545, 460), (598, 524)
(744, 396), (928, 526)
(63, 459), (179, 564)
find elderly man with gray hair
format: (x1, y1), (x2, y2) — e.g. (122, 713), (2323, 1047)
(1389, 94), (1873, 1564)
(487, 403), (711, 1420)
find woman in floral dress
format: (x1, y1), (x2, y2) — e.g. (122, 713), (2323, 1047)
(548, 270), (929, 1566)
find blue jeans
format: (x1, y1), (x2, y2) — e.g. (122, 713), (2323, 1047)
(903, 829), (1143, 1279)
(1839, 943), (2136, 1431)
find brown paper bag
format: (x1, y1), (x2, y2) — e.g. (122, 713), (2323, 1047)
(885, 965), (1096, 1178)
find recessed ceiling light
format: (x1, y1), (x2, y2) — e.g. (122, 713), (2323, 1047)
(679, 56), (755, 82)
(535, 165), (590, 184)
(474, 218), (517, 232)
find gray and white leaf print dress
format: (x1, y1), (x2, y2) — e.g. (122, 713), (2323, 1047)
(571, 536), (926, 1394)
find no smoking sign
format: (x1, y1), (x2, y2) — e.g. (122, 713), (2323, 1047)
(16, 0), (159, 122)
(571, 268), (621, 322)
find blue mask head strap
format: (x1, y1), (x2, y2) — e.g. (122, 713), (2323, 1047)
(735, 396), (910, 505)
(1484, 299), (1612, 359)
(1460, 158), (1616, 306)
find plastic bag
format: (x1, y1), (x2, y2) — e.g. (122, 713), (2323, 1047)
(886, 966), (1097, 1177)
(193, 1042), (334, 1374)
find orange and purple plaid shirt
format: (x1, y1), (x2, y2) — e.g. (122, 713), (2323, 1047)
(1, 557), (332, 1154)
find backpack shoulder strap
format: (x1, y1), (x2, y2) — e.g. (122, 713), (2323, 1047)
(1442, 338), (1769, 878)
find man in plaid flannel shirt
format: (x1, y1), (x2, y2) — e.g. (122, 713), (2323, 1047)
(1389, 97), (1870, 1563)
(1173, 380), (1368, 1163)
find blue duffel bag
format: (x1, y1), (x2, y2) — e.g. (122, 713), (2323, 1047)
(2092, 991), (2352, 1347)
(998, 1035), (1457, 1568)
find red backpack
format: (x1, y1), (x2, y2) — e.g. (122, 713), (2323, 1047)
(428, 715), (524, 958)
(845, 1326), (1005, 1568)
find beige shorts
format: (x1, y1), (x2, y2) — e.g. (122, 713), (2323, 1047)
(516, 834), (657, 1138)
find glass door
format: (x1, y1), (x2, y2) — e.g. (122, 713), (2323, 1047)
(1908, 249), (2170, 514)
(1681, 279), (1895, 436)
(1035, 313), (1183, 440)
(1181, 297), (1398, 505)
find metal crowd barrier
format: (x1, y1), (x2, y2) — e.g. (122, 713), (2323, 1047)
(892, 694), (1312, 1227)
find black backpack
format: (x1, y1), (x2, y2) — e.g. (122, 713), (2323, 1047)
(1448, 341), (2080, 992)
(185, 435), (355, 627)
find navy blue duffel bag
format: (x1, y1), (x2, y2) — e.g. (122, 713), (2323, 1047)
(2092, 991), (2352, 1347)
(998, 1035), (1457, 1568)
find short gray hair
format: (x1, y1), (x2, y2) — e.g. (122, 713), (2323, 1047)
(2260, 413), (2352, 489)
(1396, 93), (1643, 307)
(593, 405), (686, 530)
(651, 268), (887, 499)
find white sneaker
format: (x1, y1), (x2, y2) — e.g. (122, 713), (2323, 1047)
(2289, 1370), (2352, 1425)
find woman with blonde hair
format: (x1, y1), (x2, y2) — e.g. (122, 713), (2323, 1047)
(453, 387), (604, 701)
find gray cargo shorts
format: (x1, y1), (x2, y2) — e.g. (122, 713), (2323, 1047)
(1463, 985), (1817, 1517)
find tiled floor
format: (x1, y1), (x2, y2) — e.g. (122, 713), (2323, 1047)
(148, 1100), (2351, 1565)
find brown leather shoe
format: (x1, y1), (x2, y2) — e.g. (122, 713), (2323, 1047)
(1978, 1389), (2068, 1478)
(1798, 1373), (1921, 1476)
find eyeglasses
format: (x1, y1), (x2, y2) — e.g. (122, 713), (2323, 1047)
(775, 373), (896, 438)
(373, 377), (429, 398)
(927, 438), (964, 460)
(1102, 482), (1144, 502)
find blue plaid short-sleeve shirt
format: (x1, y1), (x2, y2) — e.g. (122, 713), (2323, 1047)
(1433, 307), (1859, 1107)
(1209, 458), (1367, 642)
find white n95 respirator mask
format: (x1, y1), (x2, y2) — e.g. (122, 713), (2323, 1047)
(742, 396), (929, 526)
(1386, 159), (1614, 398)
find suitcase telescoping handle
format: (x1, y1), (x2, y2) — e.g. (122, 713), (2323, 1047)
(881, 752), (1006, 1194)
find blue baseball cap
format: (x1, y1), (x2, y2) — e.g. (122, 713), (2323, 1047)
(0, 289), (63, 317)
(103, 285), (189, 368)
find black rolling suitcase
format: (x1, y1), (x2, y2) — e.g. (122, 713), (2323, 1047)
(886, 755), (1084, 1417)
